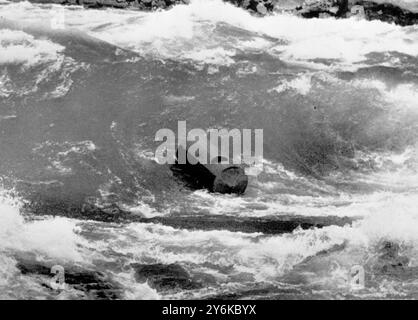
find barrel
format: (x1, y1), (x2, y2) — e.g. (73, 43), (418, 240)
(174, 145), (248, 195)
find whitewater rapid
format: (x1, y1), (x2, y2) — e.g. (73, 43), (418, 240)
(1, 0), (418, 299)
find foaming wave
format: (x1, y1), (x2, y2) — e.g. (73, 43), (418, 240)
(354, 193), (418, 246)
(0, 28), (63, 66)
(0, 191), (86, 262)
(345, 146), (418, 187)
(0, 188), (160, 299)
(114, 271), (160, 300)
(0, 188), (84, 298)
(93, 0), (418, 69)
(122, 201), (168, 218)
(183, 47), (236, 66)
(270, 72), (312, 95)
(88, 220), (348, 282)
(1, 0), (417, 69)
(352, 79), (418, 114)
(186, 148), (418, 220)
(87, 0), (418, 69)
(0, 28), (86, 98)
(83, 193), (418, 288)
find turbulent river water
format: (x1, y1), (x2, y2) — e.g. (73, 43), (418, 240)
(1, 0), (418, 299)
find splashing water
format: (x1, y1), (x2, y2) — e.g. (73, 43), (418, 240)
(1, 0), (418, 299)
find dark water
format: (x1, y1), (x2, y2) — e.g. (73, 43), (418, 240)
(1, 0), (418, 299)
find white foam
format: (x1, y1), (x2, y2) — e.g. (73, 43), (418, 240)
(94, 221), (348, 280)
(271, 73), (312, 95)
(93, 200), (418, 282)
(0, 28), (64, 66)
(0, 72), (13, 98)
(352, 79), (418, 113)
(112, 270), (160, 299)
(355, 193), (418, 245)
(124, 202), (167, 218)
(2, 0), (417, 69)
(0, 27), (85, 97)
(183, 47), (236, 66)
(0, 191), (85, 262)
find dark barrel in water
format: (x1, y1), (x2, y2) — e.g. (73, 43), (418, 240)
(173, 145), (248, 195)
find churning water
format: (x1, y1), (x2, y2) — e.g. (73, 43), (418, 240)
(1, 0), (418, 299)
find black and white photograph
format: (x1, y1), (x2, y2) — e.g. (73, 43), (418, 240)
(0, 0), (418, 303)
